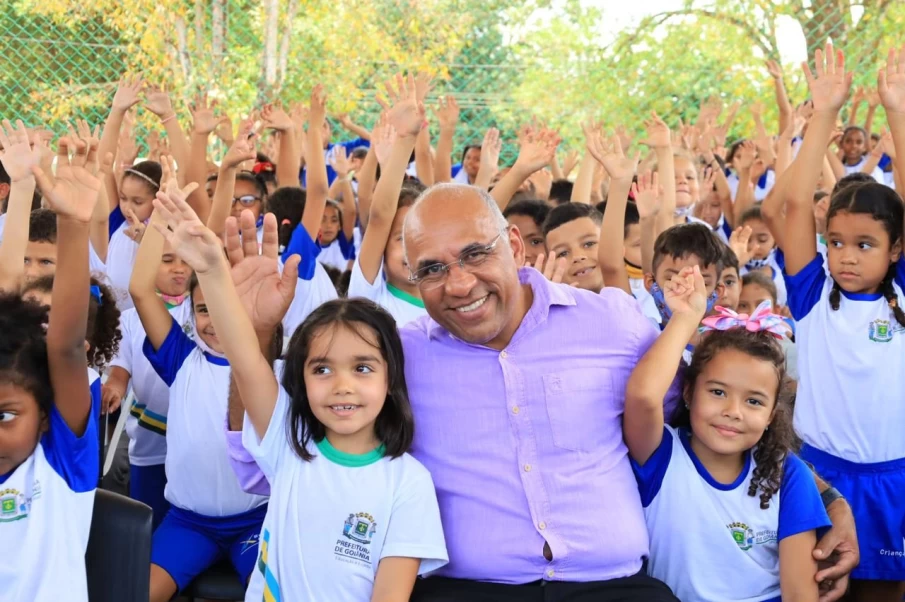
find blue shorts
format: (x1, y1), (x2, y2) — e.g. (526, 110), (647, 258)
(151, 504), (267, 591)
(129, 463), (169, 531)
(801, 444), (905, 581)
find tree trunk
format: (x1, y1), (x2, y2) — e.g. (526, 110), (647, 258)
(277, 0), (299, 90)
(174, 15), (192, 83)
(263, 0), (279, 89)
(211, 0), (226, 77)
(194, 0), (204, 65)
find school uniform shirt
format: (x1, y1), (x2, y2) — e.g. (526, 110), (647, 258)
(107, 207), (141, 310)
(110, 303), (194, 467)
(143, 318), (268, 516)
(0, 386), (100, 602)
(632, 426), (830, 602)
(728, 170), (775, 202)
(629, 277), (662, 328)
(241, 386), (448, 602)
(741, 254), (787, 307)
(281, 224), (339, 339)
(318, 232), (355, 272)
(843, 157), (886, 185)
(301, 138), (371, 186)
(347, 259), (427, 325)
(785, 253), (905, 463)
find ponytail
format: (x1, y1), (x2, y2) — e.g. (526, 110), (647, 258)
(880, 263), (905, 328)
(829, 279), (842, 312)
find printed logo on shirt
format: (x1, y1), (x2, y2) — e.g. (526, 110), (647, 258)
(0, 488), (29, 522)
(728, 522), (777, 551)
(334, 512), (377, 567)
(240, 533), (260, 555)
(869, 319), (894, 343)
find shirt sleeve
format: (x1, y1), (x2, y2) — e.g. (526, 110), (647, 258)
(283, 224), (321, 281)
(895, 255), (905, 292)
(381, 458), (449, 575)
(347, 258), (384, 299)
(337, 231), (356, 260)
(108, 206), (125, 241)
(783, 253), (827, 321)
(41, 382), (101, 493)
(629, 427), (674, 508)
(340, 138), (370, 153)
(241, 385), (292, 482)
(225, 412), (271, 496)
(141, 318), (196, 387)
(778, 453), (832, 541)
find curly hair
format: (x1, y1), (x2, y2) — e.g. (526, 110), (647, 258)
(0, 293), (52, 415)
(21, 275), (122, 370)
(674, 328), (795, 509)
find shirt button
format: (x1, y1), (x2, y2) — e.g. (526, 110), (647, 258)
(538, 522), (546, 530)
(524, 464), (532, 472)
(512, 406), (520, 414)
(547, 569), (555, 578)
(500, 350), (508, 359)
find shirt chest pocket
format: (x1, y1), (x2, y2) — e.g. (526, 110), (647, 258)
(542, 368), (615, 453)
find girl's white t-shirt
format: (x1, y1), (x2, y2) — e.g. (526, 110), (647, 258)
(347, 259), (427, 326)
(843, 157), (886, 184)
(106, 224), (140, 310)
(242, 386), (448, 602)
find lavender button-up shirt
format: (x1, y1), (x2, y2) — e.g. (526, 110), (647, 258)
(401, 267), (677, 584)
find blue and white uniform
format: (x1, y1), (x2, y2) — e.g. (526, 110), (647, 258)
(843, 156), (886, 185)
(632, 426), (830, 602)
(728, 170), (775, 202)
(0, 385), (101, 602)
(742, 250), (787, 307)
(281, 224), (339, 339)
(107, 207), (141, 310)
(785, 253), (905, 580)
(241, 386), (448, 602)
(143, 319), (268, 590)
(318, 231), (356, 272)
(347, 259), (427, 325)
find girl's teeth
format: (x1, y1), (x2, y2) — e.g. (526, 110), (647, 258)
(456, 295), (488, 313)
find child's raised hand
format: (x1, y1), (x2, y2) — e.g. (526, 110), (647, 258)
(480, 127), (502, 174)
(432, 96), (460, 129)
(123, 207), (146, 243)
(112, 75), (143, 112)
(561, 148), (580, 176)
(190, 93), (228, 135)
(765, 59), (783, 80)
(641, 111), (672, 149)
(262, 103), (295, 132)
(376, 73), (425, 138)
(736, 139), (757, 169)
(587, 131), (640, 181)
(514, 125), (561, 174)
(329, 145), (351, 178)
(664, 265), (707, 319)
(145, 86), (175, 119)
(878, 45), (905, 115)
(700, 166), (717, 194)
(801, 40), (852, 113)
(34, 137), (110, 223)
(729, 225), (752, 266)
(225, 211), (300, 333)
(529, 252), (569, 285)
(372, 121), (397, 168)
(0, 119), (44, 183)
(308, 84), (328, 127)
(151, 174), (218, 275)
(631, 170), (661, 219)
(222, 120), (257, 170)
(528, 167), (553, 200)
(414, 72), (434, 104)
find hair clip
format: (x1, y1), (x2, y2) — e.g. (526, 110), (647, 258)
(89, 285), (103, 306)
(699, 300), (787, 338)
(123, 168), (160, 190)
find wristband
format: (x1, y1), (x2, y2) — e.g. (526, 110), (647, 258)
(821, 486), (844, 508)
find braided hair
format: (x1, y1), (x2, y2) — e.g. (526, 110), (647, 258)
(674, 328), (793, 509)
(826, 182), (905, 327)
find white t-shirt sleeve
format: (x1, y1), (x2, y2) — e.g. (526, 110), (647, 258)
(347, 258), (384, 301)
(242, 384), (292, 481)
(381, 458), (448, 575)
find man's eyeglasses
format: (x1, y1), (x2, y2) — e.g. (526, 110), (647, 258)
(232, 195), (262, 207)
(408, 231), (505, 290)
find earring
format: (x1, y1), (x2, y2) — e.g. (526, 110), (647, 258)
(765, 426), (769, 432)
(684, 402), (689, 409)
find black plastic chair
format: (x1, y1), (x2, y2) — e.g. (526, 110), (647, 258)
(183, 560), (246, 601)
(85, 489), (153, 602)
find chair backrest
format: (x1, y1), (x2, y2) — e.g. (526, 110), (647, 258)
(85, 489), (152, 602)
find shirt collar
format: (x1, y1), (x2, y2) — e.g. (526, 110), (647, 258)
(427, 267), (577, 343)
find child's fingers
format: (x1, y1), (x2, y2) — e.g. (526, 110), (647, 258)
(260, 213), (279, 260)
(224, 218), (245, 266)
(551, 257), (568, 284)
(239, 210), (259, 257)
(532, 253), (545, 272)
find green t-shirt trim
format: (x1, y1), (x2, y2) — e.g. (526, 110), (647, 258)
(316, 437), (386, 467)
(386, 283), (425, 308)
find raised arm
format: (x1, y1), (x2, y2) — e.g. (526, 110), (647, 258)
(624, 266), (706, 464)
(207, 121), (256, 239)
(785, 42), (852, 276)
(336, 113), (372, 142)
(634, 171), (662, 275)
(327, 146), (357, 241)
(75, 121), (112, 262)
(766, 60), (794, 134)
(432, 96), (459, 184)
(34, 136), (107, 434)
(302, 85), (330, 241)
(262, 103), (302, 189)
(878, 45), (905, 217)
(144, 87), (190, 180)
(492, 126), (559, 210)
(98, 76), (143, 213)
(571, 123), (599, 205)
(643, 113), (675, 237)
(184, 93), (227, 224)
(732, 141), (757, 226)
(0, 120), (42, 292)
(473, 128), (501, 190)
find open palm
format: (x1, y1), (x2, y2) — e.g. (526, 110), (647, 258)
(154, 190), (222, 273)
(802, 42), (852, 113)
(0, 120), (43, 182)
(879, 46), (905, 114)
(38, 138), (104, 223)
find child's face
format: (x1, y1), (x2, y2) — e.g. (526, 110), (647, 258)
(648, 254), (721, 298)
(841, 130), (867, 163)
(0, 383), (46, 477)
(157, 243), (192, 297)
(738, 283), (775, 315)
(624, 223), (642, 269)
(120, 175), (156, 223)
(718, 268), (740, 311)
(205, 178), (218, 202)
(320, 206), (341, 245)
(507, 214), (545, 265)
(24, 241), (57, 283)
(826, 211), (901, 294)
(697, 192), (723, 229)
(305, 323), (387, 449)
(349, 155), (364, 174)
(231, 179), (263, 222)
(383, 207), (411, 289)
(744, 218), (775, 261)
(463, 148), (482, 179)
(686, 348), (777, 459)
(674, 156), (700, 209)
(544, 217), (603, 293)
(191, 287), (222, 353)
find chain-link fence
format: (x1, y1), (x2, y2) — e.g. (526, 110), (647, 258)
(1, 1), (904, 165)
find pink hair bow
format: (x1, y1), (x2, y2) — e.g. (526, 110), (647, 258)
(700, 300), (788, 338)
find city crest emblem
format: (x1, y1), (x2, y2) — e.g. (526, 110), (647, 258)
(869, 319), (893, 343)
(343, 512), (377, 545)
(728, 522), (755, 551)
(0, 489), (29, 522)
